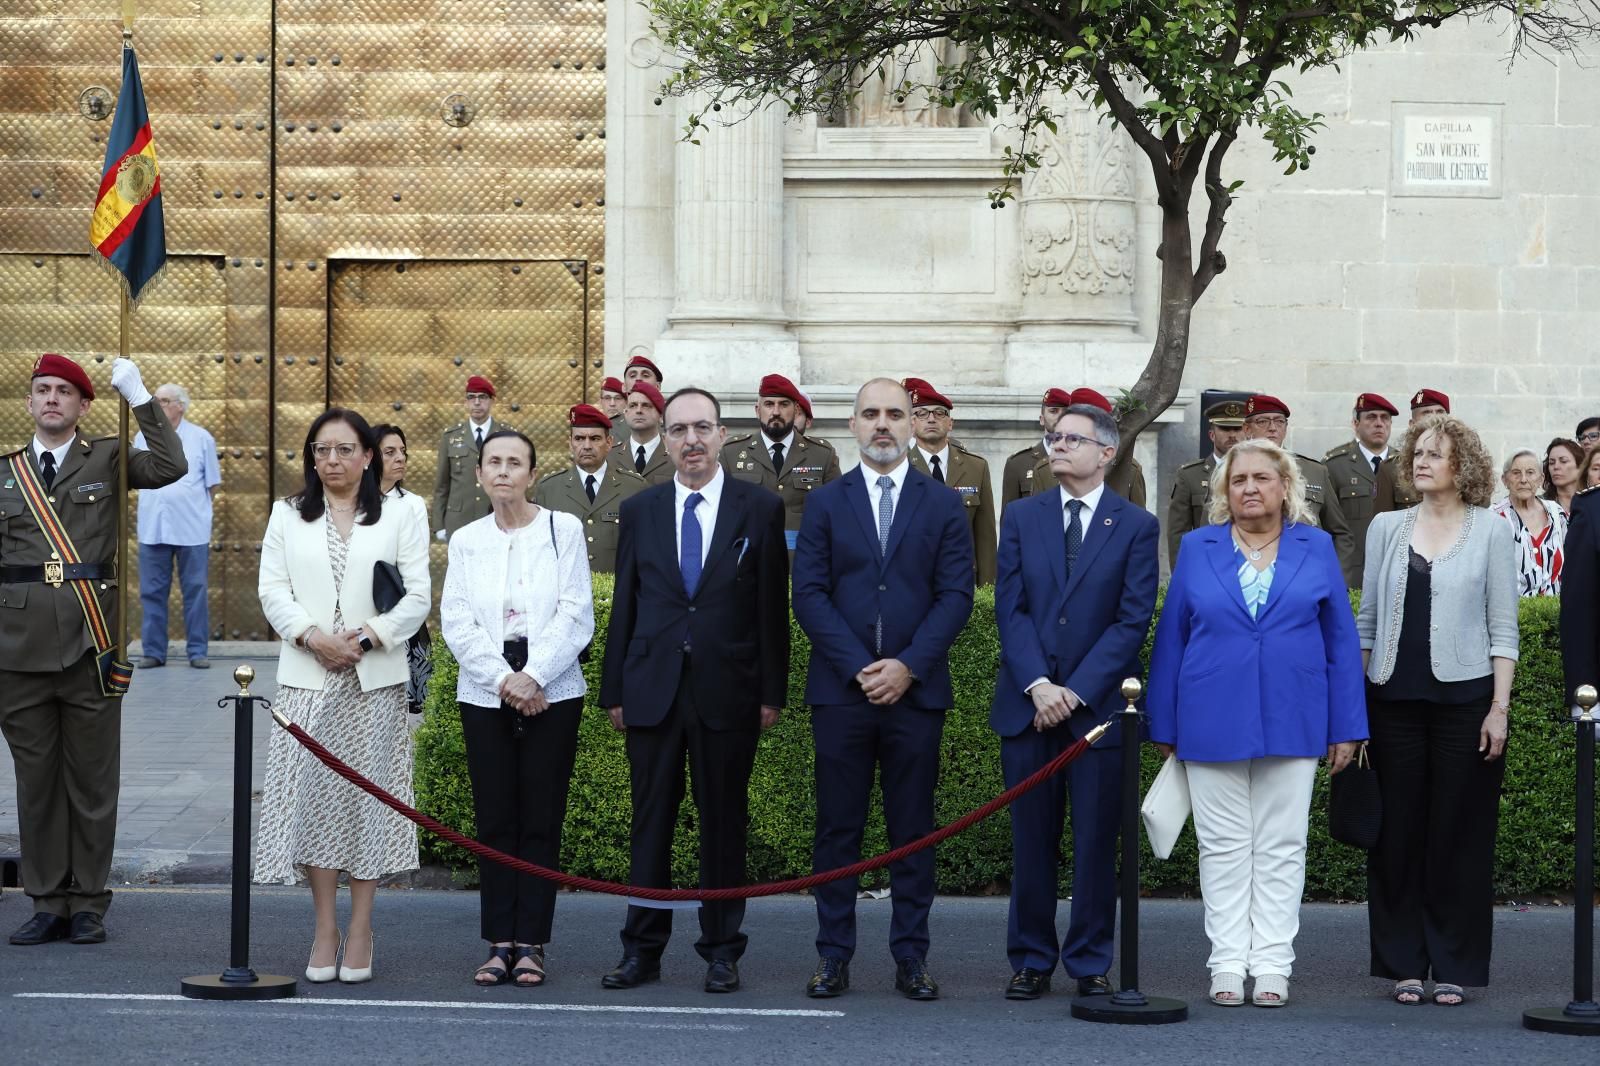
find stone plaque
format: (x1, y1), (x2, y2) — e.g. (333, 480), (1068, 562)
(1391, 102), (1503, 199)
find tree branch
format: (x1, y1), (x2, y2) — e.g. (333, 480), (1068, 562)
(1090, 63), (1177, 202)
(1192, 130), (1238, 301)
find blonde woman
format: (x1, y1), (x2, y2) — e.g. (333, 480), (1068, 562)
(1358, 415), (1517, 1007)
(1148, 440), (1365, 1007)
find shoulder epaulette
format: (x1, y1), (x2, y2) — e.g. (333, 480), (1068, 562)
(723, 433), (756, 448)
(1295, 453), (1325, 468)
(1323, 441), (1357, 461)
(799, 433), (835, 450)
(1176, 456), (1207, 471)
(544, 464), (575, 480)
(614, 467), (646, 482)
(1008, 444), (1038, 460)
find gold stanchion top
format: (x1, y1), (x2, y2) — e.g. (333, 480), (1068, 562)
(1121, 677), (1143, 706)
(1577, 684), (1598, 721)
(233, 663), (254, 695)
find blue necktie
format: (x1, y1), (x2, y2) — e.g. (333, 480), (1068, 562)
(1065, 499), (1084, 581)
(875, 476), (894, 654)
(681, 492), (704, 597)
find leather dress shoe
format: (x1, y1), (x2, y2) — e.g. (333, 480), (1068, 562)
(895, 957), (940, 1001)
(704, 959), (740, 993)
(68, 912), (106, 944)
(137, 657), (164, 669)
(1076, 974), (1113, 997)
(806, 957), (850, 998)
(601, 955), (660, 990)
(189, 657), (211, 669)
(1005, 968), (1052, 1000)
(9, 913), (69, 946)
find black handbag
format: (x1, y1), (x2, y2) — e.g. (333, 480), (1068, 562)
(1328, 744), (1383, 850)
(373, 560), (404, 614)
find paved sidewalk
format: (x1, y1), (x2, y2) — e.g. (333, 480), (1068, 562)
(0, 643), (280, 885)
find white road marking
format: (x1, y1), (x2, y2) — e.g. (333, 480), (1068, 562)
(16, 992), (844, 1018)
(102, 1007), (747, 1030)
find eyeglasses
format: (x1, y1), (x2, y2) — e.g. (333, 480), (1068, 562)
(912, 408), (950, 420)
(1580, 431), (1600, 443)
(1044, 432), (1112, 451)
(1246, 416), (1288, 429)
(311, 443), (360, 461)
(664, 421), (719, 440)
(465, 392), (492, 402)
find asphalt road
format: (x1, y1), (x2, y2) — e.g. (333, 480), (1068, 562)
(1, 889), (1595, 1064)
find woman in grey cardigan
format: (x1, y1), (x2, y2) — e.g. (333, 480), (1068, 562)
(1355, 415), (1518, 1007)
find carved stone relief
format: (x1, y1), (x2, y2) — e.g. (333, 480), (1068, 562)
(847, 40), (969, 129)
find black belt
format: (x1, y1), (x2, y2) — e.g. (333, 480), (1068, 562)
(0, 562), (115, 586)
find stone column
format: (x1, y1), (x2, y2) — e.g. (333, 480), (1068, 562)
(655, 95), (799, 380)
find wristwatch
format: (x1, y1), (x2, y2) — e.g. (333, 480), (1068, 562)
(357, 634), (375, 653)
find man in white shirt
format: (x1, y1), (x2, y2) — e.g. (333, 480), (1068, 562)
(432, 374), (499, 540)
(624, 381), (673, 486)
(132, 383), (221, 668)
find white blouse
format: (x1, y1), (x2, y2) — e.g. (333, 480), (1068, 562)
(441, 508), (595, 708)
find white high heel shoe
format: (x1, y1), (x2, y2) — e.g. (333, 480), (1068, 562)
(339, 933), (373, 984)
(305, 934), (342, 984)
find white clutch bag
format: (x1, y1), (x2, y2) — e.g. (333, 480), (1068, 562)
(1140, 755), (1191, 860)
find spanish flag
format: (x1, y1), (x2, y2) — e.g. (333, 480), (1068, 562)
(89, 42), (166, 303)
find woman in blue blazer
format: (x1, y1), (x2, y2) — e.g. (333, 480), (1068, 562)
(1149, 439), (1366, 1007)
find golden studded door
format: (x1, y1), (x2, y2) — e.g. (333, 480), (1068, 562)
(327, 258), (589, 604)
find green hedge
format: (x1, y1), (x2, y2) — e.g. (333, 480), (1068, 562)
(413, 583), (1597, 899)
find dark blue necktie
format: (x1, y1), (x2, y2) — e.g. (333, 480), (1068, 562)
(681, 492), (704, 597)
(39, 450), (56, 490)
(1064, 499), (1084, 580)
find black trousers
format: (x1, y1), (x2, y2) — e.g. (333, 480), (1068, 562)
(1366, 697), (1505, 985)
(621, 677), (760, 964)
(460, 696), (582, 944)
(811, 701), (945, 963)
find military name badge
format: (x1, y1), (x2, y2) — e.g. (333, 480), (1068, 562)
(603, 509), (621, 521)
(957, 485), (978, 497)
(3, 479), (12, 489)
(1023, 469), (1033, 479)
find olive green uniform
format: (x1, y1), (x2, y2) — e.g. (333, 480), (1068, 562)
(534, 462), (646, 573)
(0, 399), (186, 919)
(1166, 454), (1218, 568)
(1001, 441), (1147, 514)
(620, 435), (674, 487)
(1295, 453), (1358, 586)
(609, 412), (627, 447)
(720, 432), (841, 545)
(431, 420), (495, 538)
(909, 444), (997, 585)
(1323, 441), (1418, 583)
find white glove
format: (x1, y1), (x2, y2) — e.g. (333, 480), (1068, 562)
(110, 358), (153, 408)
(435, 529), (448, 542)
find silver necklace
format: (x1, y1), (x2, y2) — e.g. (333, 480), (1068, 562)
(1234, 526), (1283, 561)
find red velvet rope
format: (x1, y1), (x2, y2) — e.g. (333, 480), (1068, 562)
(275, 718), (1099, 901)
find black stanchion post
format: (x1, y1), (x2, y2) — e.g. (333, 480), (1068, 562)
(1524, 684), (1600, 1036)
(181, 665), (297, 1000)
(1071, 678), (1187, 1025)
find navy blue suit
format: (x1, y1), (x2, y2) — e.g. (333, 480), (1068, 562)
(991, 485), (1158, 978)
(793, 461), (974, 962)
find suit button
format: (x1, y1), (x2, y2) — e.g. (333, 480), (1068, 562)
(879, 584), (887, 591)
(688, 606), (697, 613)
(587, 536), (594, 543)
(586, 518), (594, 525)
(1058, 617), (1066, 625)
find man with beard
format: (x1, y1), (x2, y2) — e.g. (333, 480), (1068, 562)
(722, 374), (841, 549)
(792, 378), (975, 1001)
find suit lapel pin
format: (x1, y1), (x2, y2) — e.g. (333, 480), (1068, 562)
(1103, 517), (1113, 526)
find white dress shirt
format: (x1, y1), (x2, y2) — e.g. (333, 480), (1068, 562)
(863, 456), (911, 541)
(630, 434), (662, 468)
(674, 463), (725, 567)
(469, 417), (493, 444)
(916, 444), (951, 479)
(582, 460), (609, 495)
(763, 430), (796, 469)
(1357, 442), (1389, 469)
(1059, 482), (1106, 547)
(31, 436), (72, 473)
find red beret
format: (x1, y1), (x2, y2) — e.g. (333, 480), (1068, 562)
(1410, 388), (1450, 413)
(1355, 392), (1398, 416)
(568, 403), (611, 431)
(1070, 388), (1113, 414)
(904, 377), (953, 410)
(1041, 387), (1074, 408)
(625, 353), (663, 383)
(466, 375), (495, 398)
(600, 376), (626, 396)
(795, 391), (814, 420)
(628, 380), (665, 415)
(32, 353), (94, 400)
(758, 373), (805, 407)
(1245, 394), (1291, 419)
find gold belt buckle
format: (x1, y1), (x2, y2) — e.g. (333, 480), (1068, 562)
(43, 560), (64, 587)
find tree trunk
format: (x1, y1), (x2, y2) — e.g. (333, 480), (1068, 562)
(1111, 200), (1195, 479)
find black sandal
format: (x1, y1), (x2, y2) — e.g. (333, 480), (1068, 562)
(513, 944), (546, 988)
(474, 944), (514, 986)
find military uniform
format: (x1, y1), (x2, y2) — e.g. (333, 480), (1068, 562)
(623, 436), (674, 487)
(1001, 441), (1146, 514)
(609, 411), (627, 447)
(0, 397), (185, 922)
(534, 462), (646, 573)
(1294, 453), (1358, 585)
(909, 444), (997, 585)
(1166, 454), (1217, 568)
(721, 431), (841, 545)
(431, 420), (495, 538)
(1322, 442), (1416, 582)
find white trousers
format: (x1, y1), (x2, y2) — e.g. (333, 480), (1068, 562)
(1186, 757), (1318, 979)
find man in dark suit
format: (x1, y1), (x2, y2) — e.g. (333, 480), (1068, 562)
(1561, 483), (1600, 709)
(598, 387), (790, 994)
(792, 378), (975, 1001)
(991, 402), (1160, 1000)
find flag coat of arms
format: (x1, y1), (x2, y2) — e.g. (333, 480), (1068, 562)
(90, 42), (166, 302)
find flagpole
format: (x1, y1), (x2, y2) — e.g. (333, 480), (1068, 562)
(116, 2), (135, 666)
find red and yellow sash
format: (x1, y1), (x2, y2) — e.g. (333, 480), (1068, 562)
(7, 453), (130, 697)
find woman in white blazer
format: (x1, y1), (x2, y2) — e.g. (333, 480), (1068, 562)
(441, 428), (593, 988)
(254, 409), (431, 986)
